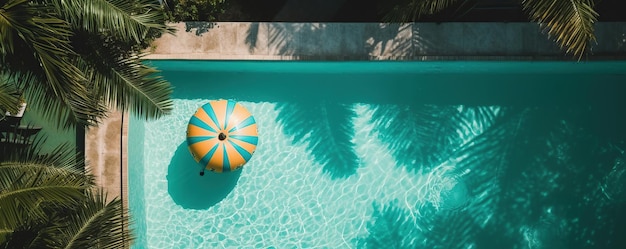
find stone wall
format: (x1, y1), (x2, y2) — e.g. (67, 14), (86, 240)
(146, 22), (626, 60)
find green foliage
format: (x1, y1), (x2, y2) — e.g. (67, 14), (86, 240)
(165, 0), (229, 22)
(521, 0), (598, 60)
(383, 0), (599, 59)
(0, 136), (133, 248)
(0, 0), (95, 127)
(57, 191), (133, 249)
(0, 0), (160, 246)
(0, 77), (19, 115)
(0, 0), (174, 128)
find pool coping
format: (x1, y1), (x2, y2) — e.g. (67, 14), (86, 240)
(84, 21), (626, 248)
(84, 110), (130, 246)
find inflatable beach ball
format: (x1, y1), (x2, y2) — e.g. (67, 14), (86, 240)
(186, 100), (258, 175)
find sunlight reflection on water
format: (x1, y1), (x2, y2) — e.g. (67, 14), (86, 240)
(134, 101), (455, 248)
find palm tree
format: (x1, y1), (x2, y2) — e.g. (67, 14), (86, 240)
(0, 0), (174, 128)
(383, 0), (598, 60)
(1, 0), (170, 247)
(0, 137), (132, 249)
(0, 79), (19, 115)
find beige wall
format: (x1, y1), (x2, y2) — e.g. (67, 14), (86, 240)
(147, 22), (626, 60)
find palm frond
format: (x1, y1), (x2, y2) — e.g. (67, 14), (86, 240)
(50, 0), (171, 43)
(383, 0), (462, 22)
(60, 190), (133, 249)
(0, 205), (32, 248)
(0, 210), (66, 249)
(0, 136), (92, 232)
(0, 135), (100, 248)
(1, 135), (87, 171)
(0, 162), (91, 231)
(0, 74), (19, 114)
(78, 54), (173, 119)
(12, 68), (105, 128)
(0, 0), (99, 127)
(0, 228), (13, 246)
(522, 0), (598, 60)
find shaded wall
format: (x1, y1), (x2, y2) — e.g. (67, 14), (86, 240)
(147, 22), (626, 60)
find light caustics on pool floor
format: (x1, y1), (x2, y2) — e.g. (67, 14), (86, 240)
(129, 61), (626, 249)
(130, 100), (475, 249)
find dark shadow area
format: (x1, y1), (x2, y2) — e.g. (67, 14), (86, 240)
(275, 101), (359, 179)
(217, 0), (288, 21)
(244, 22), (415, 60)
(358, 201), (483, 248)
(245, 23), (330, 57)
(217, 0), (626, 22)
(369, 105), (476, 172)
(366, 23), (415, 58)
(356, 104), (626, 248)
(184, 22), (218, 35)
(1, 115), (43, 156)
(481, 107), (626, 249)
(356, 202), (425, 248)
(272, 0), (349, 22)
(244, 22), (259, 53)
(357, 104), (626, 248)
(167, 142), (242, 210)
(435, 106), (626, 248)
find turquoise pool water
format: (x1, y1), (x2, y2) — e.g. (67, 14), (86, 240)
(129, 61), (626, 249)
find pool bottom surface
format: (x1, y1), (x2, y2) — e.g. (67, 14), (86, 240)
(129, 61), (626, 249)
(133, 101), (451, 248)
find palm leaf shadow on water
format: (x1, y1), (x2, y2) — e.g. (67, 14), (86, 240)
(370, 104), (459, 172)
(369, 104), (501, 172)
(464, 107), (626, 248)
(361, 105), (626, 248)
(166, 142), (241, 210)
(356, 202), (424, 249)
(358, 201), (482, 249)
(482, 106), (626, 249)
(274, 101), (359, 179)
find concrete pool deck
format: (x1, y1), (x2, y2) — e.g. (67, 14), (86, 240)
(86, 110), (128, 206)
(83, 21), (626, 247)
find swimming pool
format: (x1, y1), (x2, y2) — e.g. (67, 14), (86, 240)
(129, 61), (626, 248)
